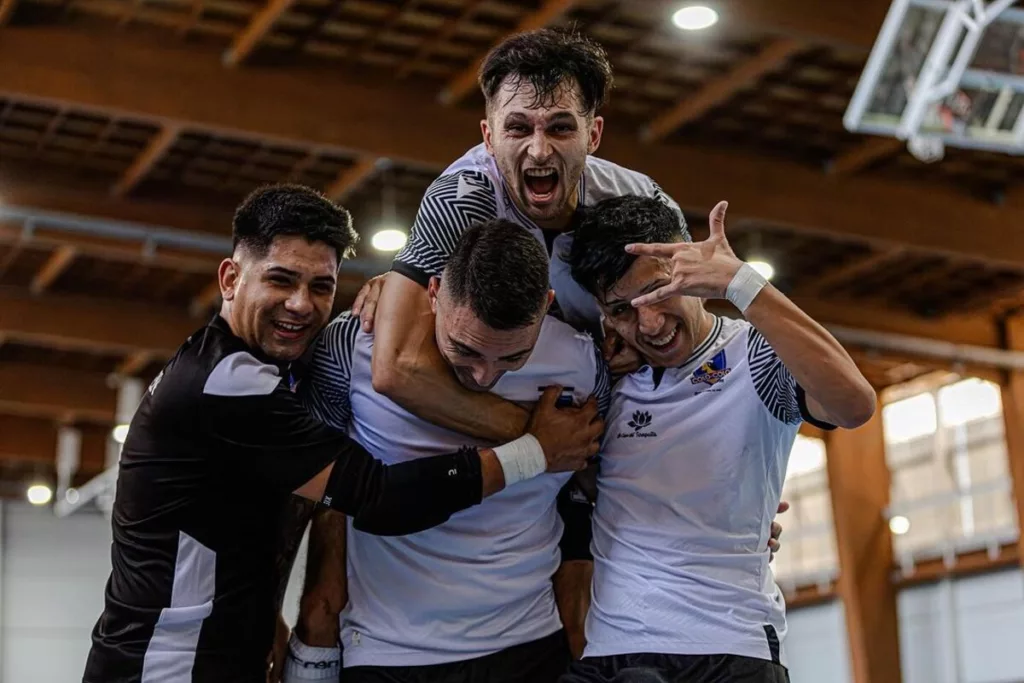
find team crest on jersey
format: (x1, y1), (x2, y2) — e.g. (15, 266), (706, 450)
(616, 410), (657, 439)
(691, 350), (731, 386)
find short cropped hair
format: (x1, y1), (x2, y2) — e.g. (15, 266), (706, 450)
(443, 219), (549, 330)
(233, 184), (358, 266)
(569, 195), (689, 299)
(478, 27), (613, 117)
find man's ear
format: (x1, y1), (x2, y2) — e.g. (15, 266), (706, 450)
(542, 289), (556, 315)
(427, 276), (441, 314)
(217, 258), (239, 302)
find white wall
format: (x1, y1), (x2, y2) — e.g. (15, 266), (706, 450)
(0, 500), (309, 683)
(1, 500), (1022, 683)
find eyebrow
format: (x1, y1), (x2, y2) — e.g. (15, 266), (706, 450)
(605, 280), (663, 307)
(504, 111), (576, 124)
(266, 266), (336, 283)
(449, 338), (533, 361)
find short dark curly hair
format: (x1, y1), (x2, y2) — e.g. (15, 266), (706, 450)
(478, 27), (613, 117)
(232, 184), (358, 267)
(444, 218), (550, 330)
(569, 195), (689, 299)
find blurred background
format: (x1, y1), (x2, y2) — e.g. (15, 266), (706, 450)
(1, 0), (1024, 681)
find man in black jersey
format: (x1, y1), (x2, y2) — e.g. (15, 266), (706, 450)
(82, 184), (604, 683)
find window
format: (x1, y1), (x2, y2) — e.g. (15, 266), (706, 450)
(773, 435), (839, 589)
(884, 374), (1017, 562)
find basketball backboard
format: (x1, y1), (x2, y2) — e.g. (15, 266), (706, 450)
(844, 0), (1024, 161)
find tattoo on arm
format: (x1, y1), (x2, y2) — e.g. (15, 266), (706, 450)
(273, 495), (318, 610)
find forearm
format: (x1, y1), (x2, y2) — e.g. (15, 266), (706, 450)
(296, 509), (348, 647)
(372, 274), (528, 441)
(296, 443), (505, 535)
(553, 560), (592, 659)
(743, 285), (876, 427)
(272, 497), (318, 610)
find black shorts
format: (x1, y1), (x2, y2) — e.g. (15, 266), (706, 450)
(558, 653), (790, 683)
(343, 630), (571, 683)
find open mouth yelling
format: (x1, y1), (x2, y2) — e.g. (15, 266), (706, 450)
(523, 167), (559, 205)
(272, 320), (310, 341)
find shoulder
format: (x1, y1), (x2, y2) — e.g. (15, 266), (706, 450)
(422, 145), (499, 207)
(583, 155), (659, 200)
(305, 312), (361, 383)
(529, 316), (603, 385)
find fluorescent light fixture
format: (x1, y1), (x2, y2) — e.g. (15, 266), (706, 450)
(112, 424), (130, 444)
(673, 5), (718, 31)
(747, 260), (775, 281)
(889, 515), (911, 536)
(371, 229), (407, 253)
(27, 484), (53, 506)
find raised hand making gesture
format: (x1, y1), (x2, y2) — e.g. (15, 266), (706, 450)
(624, 201), (752, 309)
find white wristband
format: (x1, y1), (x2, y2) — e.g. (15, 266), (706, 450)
(493, 433), (547, 487)
(726, 262), (768, 314)
(281, 633), (341, 682)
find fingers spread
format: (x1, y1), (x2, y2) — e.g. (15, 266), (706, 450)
(625, 242), (678, 257)
(631, 285), (677, 308)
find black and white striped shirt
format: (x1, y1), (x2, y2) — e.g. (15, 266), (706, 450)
(392, 143), (687, 337)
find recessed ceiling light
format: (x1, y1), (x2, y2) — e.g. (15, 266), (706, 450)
(371, 228), (408, 253)
(673, 5), (718, 31)
(889, 515), (911, 536)
(27, 483), (53, 506)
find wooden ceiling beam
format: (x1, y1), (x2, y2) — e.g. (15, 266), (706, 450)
(642, 38), (803, 143)
(223, 0), (299, 67)
(115, 351), (154, 377)
(439, 0), (579, 106)
(111, 124), (181, 197)
(827, 137), (904, 176)
(3, 28), (1024, 266)
(29, 245), (77, 295)
(0, 0), (18, 26)
(0, 287), (198, 357)
(324, 156), (381, 203)
(0, 223), (224, 274)
(797, 248), (905, 296)
(189, 279), (222, 318)
(0, 415), (108, 471)
(0, 363), (115, 424)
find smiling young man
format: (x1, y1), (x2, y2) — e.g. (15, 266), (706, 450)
(82, 185), (601, 683)
(361, 27), (685, 443)
(561, 195), (877, 683)
(281, 219), (608, 683)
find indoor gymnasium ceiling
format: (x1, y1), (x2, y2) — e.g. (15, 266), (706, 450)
(1, 0), (1023, 493)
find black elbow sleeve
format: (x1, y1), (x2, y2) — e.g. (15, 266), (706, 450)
(322, 444), (483, 536)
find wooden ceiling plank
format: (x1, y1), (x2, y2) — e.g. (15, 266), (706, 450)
(3, 27), (1024, 266)
(0, 0), (18, 27)
(115, 350), (154, 376)
(396, 0), (487, 80)
(223, 0), (300, 67)
(29, 245), (77, 295)
(439, 0), (580, 106)
(323, 156), (380, 203)
(827, 137), (904, 176)
(1001, 317), (1024, 571)
(111, 124), (182, 197)
(0, 362), (115, 423)
(799, 248), (905, 296)
(0, 287), (199, 357)
(642, 38), (803, 143)
(189, 279), (221, 318)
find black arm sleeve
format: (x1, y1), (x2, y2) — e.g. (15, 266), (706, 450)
(556, 468), (596, 562)
(203, 374), (483, 537)
(322, 445), (483, 536)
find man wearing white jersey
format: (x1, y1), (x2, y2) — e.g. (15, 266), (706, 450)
(560, 195), (877, 683)
(282, 219), (608, 683)
(357, 27), (679, 443)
